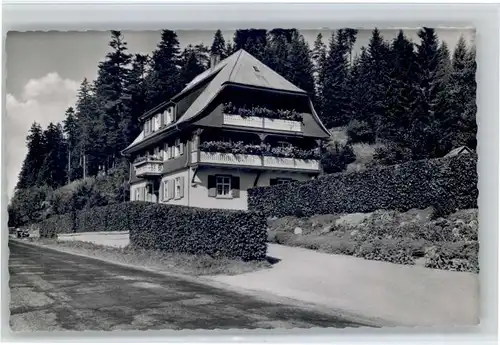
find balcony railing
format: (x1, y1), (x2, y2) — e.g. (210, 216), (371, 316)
(192, 151), (320, 172)
(134, 157), (163, 178)
(223, 114), (302, 132)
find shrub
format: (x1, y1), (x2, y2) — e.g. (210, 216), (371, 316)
(347, 120), (376, 144)
(39, 213), (74, 237)
(320, 142), (357, 174)
(39, 202), (267, 261)
(373, 142), (413, 166)
(129, 203), (267, 261)
(249, 155), (478, 218)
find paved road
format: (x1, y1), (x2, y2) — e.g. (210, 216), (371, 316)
(9, 240), (368, 331)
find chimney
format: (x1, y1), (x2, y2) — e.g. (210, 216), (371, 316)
(210, 54), (220, 70)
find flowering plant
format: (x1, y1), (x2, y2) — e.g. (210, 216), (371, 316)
(199, 140), (321, 160)
(222, 102), (302, 122)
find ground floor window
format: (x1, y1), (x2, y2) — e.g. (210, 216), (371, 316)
(271, 177), (296, 186)
(216, 176), (231, 196)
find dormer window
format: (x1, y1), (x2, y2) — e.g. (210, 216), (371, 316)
(163, 106), (175, 126)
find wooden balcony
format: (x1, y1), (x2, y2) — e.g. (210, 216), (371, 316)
(192, 151), (320, 172)
(134, 158), (163, 178)
(223, 114), (302, 132)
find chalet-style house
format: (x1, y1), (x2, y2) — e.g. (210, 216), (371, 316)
(121, 49), (330, 210)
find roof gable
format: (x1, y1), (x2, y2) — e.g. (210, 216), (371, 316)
(176, 49), (307, 125)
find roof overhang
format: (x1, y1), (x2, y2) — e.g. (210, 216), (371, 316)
(222, 81), (309, 97)
(121, 124), (182, 156)
(139, 100), (175, 122)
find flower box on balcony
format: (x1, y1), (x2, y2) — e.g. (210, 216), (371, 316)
(263, 118), (302, 132)
(134, 157), (163, 177)
(223, 113), (302, 132)
(263, 156), (320, 171)
(199, 152), (263, 167)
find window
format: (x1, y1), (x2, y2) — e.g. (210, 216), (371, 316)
(175, 177), (181, 199)
(216, 176), (231, 197)
(154, 146), (160, 157)
(174, 139), (181, 157)
(163, 180), (169, 201)
(164, 106), (174, 125)
(135, 188), (140, 201)
(163, 143), (168, 160)
(153, 114), (159, 131)
(270, 178), (296, 186)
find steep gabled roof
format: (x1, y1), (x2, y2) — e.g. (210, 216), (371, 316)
(175, 49), (307, 125)
(445, 146), (474, 157)
(123, 49), (330, 155)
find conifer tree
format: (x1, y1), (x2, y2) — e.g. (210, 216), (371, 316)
(409, 27), (447, 159)
(441, 36), (477, 152)
(364, 28), (392, 134)
(311, 33), (327, 109)
(75, 78), (105, 177)
(94, 31), (132, 169)
(63, 107), (81, 181)
(16, 122), (46, 190)
(382, 30), (417, 143)
(146, 30), (182, 109)
(344, 28), (358, 66)
(286, 31), (316, 97)
(321, 29), (351, 128)
(210, 29), (227, 58)
(37, 123), (68, 188)
(180, 44), (209, 87)
(121, 54), (150, 150)
(233, 29), (267, 61)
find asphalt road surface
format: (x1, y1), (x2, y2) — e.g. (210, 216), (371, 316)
(9, 240), (369, 332)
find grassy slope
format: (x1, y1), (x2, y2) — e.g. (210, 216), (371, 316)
(28, 238), (272, 276)
(267, 208), (479, 273)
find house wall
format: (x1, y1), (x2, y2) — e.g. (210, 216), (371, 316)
(160, 169), (190, 206)
(189, 167), (314, 210)
(129, 180), (158, 203)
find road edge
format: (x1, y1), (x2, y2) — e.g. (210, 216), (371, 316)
(9, 238), (399, 328)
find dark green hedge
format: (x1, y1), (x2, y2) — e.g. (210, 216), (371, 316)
(39, 202), (267, 261)
(248, 155), (478, 217)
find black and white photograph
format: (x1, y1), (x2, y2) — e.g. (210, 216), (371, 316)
(6, 25), (478, 332)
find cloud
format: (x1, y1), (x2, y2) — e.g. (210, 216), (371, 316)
(6, 73), (79, 200)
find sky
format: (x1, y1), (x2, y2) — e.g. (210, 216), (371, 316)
(5, 28), (475, 199)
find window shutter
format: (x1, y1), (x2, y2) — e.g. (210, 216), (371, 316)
(159, 181), (164, 201)
(270, 178), (278, 186)
(169, 179), (175, 200)
(169, 146), (173, 159)
(140, 187), (145, 201)
(180, 142), (184, 155)
(160, 112), (165, 127)
(180, 176), (185, 198)
(208, 175), (216, 197)
(231, 176), (240, 198)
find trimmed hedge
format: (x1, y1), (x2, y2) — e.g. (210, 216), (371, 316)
(39, 202), (267, 261)
(249, 155), (478, 217)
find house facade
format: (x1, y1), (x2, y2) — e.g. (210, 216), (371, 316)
(122, 49), (331, 210)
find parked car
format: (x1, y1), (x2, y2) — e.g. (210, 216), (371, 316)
(16, 228), (30, 238)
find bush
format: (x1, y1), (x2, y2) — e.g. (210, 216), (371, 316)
(320, 142), (357, 174)
(347, 120), (376, 144)
(373, 142), (413, 166)
(249, 155), (478, 218)
(39, 202), (267, 261)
